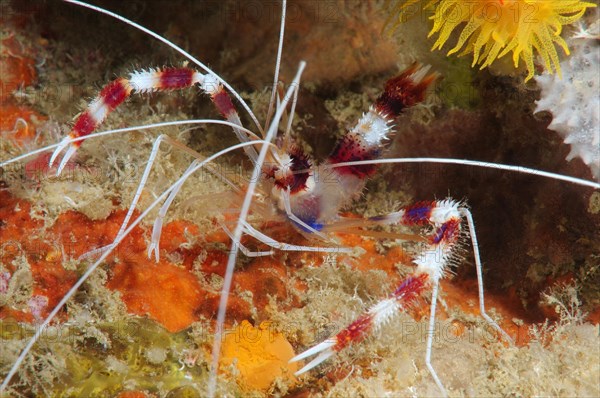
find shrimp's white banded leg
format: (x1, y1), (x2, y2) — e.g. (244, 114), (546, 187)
(50, 67), (252, 176)
(291, 274), (429, 374)
(49, 77), (134, 174)
(291, 199), (464, 397)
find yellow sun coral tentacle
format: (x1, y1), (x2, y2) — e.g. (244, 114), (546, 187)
(553, 35), (571, 56)
(529, 34), (546, 80)
(498, 27), (524, 61)
(429, 2), (462, 45)
(447, 18), (484, 56)
(480, 41), (504, 69)
(521, 47), (536, 81)
(536, 25), (562, 76)
(472, 28), (494, 67)
(556, 9), (588, 26)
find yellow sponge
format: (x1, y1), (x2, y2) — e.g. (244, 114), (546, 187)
(221, 320), (299, 391)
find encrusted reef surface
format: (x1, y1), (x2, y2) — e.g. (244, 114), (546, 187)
(535, 19), (600, 180)
(1, 1), (598, 397)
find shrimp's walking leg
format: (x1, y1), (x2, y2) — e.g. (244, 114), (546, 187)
(425, 277), (445, 396)
(240, 221), (352, 254)
(220, 222), (274, 257)
(51, 67), (255, 175)
(290, 199), (464, 396)
(460, 208), (514, 343)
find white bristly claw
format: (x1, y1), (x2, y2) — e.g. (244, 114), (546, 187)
(289, 339), (336, 376)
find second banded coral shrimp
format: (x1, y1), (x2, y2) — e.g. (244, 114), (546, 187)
(1, 0), (599, 396)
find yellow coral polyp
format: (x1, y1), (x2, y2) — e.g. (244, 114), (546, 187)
(387, 0), (597, 81)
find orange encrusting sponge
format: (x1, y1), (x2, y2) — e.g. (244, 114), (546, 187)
(0, 34), (46, 143)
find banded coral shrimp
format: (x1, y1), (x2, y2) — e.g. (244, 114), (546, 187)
(1, 0), (600, 397)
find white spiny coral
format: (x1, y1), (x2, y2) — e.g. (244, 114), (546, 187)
(535, 19), (600, 180)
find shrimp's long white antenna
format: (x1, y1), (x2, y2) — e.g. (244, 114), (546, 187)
(207, 60), (306, 398)
(62, 0), (264, 134)
(331, 158), (600, 189)
(264, 0), (286, 132)
(0, 139), (267, 394)
(0, 119), (256, 168)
